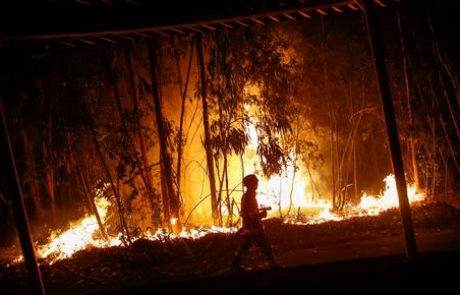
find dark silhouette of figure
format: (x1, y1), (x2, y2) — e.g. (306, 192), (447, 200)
(232, 174), (278, 271)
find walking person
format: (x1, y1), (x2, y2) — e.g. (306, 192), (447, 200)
(232, 174), (278, 271)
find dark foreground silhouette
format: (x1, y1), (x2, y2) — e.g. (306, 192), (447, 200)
(96, 251), (460, 294)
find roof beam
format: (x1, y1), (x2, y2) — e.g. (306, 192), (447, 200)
(251, 18), (265, 25)
(316, 8), (328, 15)
(332, 6), (344, 12)
(220, 22), (234, 29)
(201, 24), (217, 31)
(283, 13), (297, 20)
(234, 20), (250, 27)
(1, 1), (354, 42)
(298, 11), (312, 18)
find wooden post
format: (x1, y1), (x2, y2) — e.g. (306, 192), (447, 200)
(0, 98), (46, 295)
(196, 34), (219, 225)
(358, 0), (417, 259)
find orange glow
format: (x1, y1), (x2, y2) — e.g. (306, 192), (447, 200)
(12, 104), (425, 265)
(12, 173), (424, 264)
(283, 174), (425, 224)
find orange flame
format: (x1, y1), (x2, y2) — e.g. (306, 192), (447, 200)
(12, 173), (423, 265)
(12, 104), (425, 264)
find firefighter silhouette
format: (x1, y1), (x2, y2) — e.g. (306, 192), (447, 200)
(232, 174), (278, 271)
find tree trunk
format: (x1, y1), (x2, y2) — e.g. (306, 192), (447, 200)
(430, 113), (436, 198)
(215, 160), (225, 226)
(21, 128), (43, 221)
(69, 132), (107, 240)
(287, 116), (300, 217)
(89, 123), (131, 245)
(224, 155), (232, 226)
(437, 71), (460, 144)
(196, 34), (219, 225)
(426, 3), (459, 105)
(350, 85), (359, 201)
(42, 143), (56, 225)
(329, 111), (336, 209)
(397, 6), (420, 191)
(175, 39), (194, 203)
(430, 79), (460, 175)
(124, 43), (160, 215)
(148, 38), (181, 233)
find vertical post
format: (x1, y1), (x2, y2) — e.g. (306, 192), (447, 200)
(0, 98), (46, 294)
(358, 0), (417, 259)
(196, 34), (219, 225)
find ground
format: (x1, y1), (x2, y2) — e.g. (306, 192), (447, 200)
(1, 201), (459, 294)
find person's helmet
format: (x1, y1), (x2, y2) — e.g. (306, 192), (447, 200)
(243, 174), (258, 187)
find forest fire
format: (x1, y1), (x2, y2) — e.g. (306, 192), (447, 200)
(1, 1), (459, 293)
(13, 173), (424, 265)
(278, 174), (425, 224)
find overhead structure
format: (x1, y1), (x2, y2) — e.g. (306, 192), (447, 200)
(1, 0), (376, 44)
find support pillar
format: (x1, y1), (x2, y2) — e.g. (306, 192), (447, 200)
(358, 0), (417, 259)
(0, 97), (46, 294)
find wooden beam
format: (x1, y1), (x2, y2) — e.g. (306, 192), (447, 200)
(251, 18), (265, 25)
(0, 98), (46, 295)
(316, 8), (328, 15)
(234, 20), (249, 27)
(187, 26), (206, 34)
(75, 0), (91, 6)
(201, 24), (217, 31)
(348, 3), (360, 10)
(168, 28), (185, 34)
(153, 30), (169, 37)
(100, 0), (122, 7)
(132, 32), (151, 38)
(118, 34), (136, 41)
(76, 38), (96, 45)
(58, 40), (77, 47)
(220, 22), (234, 29)
(125, 0), (142, 5)
(298, 11), (312, 18)
(359, 0), (417, 259)
(1, 1), (354, 42)
(332, 6), (344, 12)
(97, 36), (117, 43)
(268, 15), (281, 22)
(374, 0), (386, 7)
(283, 13), (297, 20)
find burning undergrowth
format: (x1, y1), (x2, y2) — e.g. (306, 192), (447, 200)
(2, 201), (459, 295)
(10, 174), (427, 266)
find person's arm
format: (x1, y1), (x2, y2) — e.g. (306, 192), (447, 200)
(249, 197), (266, 220)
